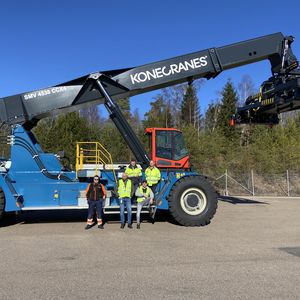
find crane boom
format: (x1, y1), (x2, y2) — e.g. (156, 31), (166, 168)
(0, 32), (298, 128)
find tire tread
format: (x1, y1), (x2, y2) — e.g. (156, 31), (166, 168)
(168, 175), (218, 226)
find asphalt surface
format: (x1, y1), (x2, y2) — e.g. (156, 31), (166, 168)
(0, 196), (300, 299)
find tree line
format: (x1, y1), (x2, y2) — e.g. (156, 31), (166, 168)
(2, 75), (300, 178)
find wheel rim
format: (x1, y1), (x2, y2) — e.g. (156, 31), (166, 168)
(180, 187), (207, 216)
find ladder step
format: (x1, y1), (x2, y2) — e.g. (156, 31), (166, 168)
(103, 205), (156, 214)
(104, 205), (156, 209)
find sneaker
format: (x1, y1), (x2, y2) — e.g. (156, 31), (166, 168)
(137, 223), (140, 229)
(85, 224), (92, 230)
(98, 224), (104, 229)
(128, 224), (133, 229)
(120, 223), (125, 229)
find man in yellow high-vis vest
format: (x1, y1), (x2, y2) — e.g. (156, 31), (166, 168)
(118, 172), (134, 229)
(145, 160), (161, 194)
(125, 158), (142, 186)
(135, 180), (154, 229)
(125, 158), (142, 203)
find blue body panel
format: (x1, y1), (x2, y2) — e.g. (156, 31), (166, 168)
(0, 126), (199, 213)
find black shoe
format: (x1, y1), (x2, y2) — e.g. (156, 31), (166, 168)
(120, 223), (125, 229)
(98, 224), (104, 229)
(137, 223), (140, 229)
(128, 224), (133, 229)
(85, 224), (92, 230)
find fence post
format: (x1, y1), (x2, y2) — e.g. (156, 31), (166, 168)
(251, 170), (255, 196)
(287, 170), (290, 197)
(225, 169), (228, 196)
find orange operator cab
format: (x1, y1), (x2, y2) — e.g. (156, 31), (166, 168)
(145, 128), (190, 169)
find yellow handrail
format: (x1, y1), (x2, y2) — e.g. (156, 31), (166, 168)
(75, 142), (117, 183)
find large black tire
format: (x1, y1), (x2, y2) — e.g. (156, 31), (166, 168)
(168, 175), (218, 226)
(0, 188), (5, 221)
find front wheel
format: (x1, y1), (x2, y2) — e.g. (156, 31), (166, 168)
(168, 176), (218, 226)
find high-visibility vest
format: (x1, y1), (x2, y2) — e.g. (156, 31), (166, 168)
(145, 167), (161, 186)
(118, 179), (132, 198)
(125, 166), (142, 178)
(137, 186), (151, 203)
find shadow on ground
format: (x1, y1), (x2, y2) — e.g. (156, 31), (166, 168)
(0, 210), (171, 227)
(219, 196), (269, 205)
(1, 197), (262, 228)
(279, 247), (300, 258)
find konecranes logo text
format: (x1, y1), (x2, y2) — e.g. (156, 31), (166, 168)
(130, 56), (208, 84)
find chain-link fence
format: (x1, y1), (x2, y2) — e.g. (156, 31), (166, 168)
(211, 170), (300, 197)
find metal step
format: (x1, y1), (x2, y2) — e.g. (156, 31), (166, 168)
(21, 204), (156, 214)
(103, 205), (156, 214)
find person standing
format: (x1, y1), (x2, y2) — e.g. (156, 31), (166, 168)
(85, 175), (106, 230)
(145, 160), (161, 194)
(118, 173), (134, 229)
(135, 180), (154, 229)
(125, 158), (142, 190)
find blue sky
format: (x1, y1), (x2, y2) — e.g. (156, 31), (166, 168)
(1, 0), (300, 118)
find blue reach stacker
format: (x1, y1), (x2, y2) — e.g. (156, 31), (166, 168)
(0, 32), (300, 226)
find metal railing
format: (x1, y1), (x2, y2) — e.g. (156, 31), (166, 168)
(76, 142), (117, 183)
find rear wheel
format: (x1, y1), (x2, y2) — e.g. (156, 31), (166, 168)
(0, 188), (5, 220)
(168, 176), (218, 226)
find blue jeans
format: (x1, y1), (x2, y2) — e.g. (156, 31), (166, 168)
(120, 197), (132, 224)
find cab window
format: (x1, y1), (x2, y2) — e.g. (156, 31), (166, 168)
(155, 130), (188, 161)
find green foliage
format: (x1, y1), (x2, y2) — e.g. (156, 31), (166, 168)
(116, 97), (131, 119)
(34, 112), (98, 167)
(217, 79), (239, 141)
(181, 83), (201, 127)
(204, 103), (220, 132)
(0, 125), (11, 158)
(98, 122), (132, 162)
(143, 95), (173, 128)
(31, 77), (300, 178)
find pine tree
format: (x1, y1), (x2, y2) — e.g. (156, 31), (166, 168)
(180, 83), (201, 130)
(116, 97), (131, 119)
(217, 79), (239, 140)
(143, 95), (173, 128)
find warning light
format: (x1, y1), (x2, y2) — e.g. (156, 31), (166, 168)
(229, 117), (235, 127)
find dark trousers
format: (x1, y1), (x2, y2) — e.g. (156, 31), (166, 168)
(131, 182), (139, 204)
(87, 200), (103, 220)
(149, 184), (158, 194)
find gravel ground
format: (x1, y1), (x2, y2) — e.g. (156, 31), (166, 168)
(0, 196), (299, 299)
